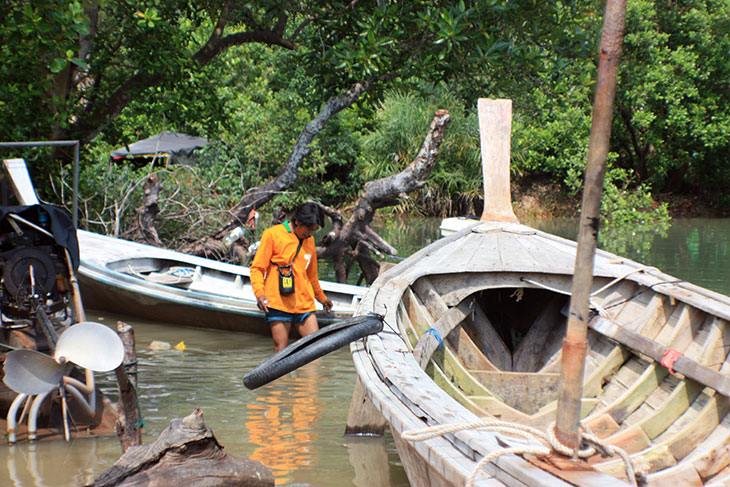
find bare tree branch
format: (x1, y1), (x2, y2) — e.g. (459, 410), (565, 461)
(318, 109), (451, 283)
(180, 80), (372, 258)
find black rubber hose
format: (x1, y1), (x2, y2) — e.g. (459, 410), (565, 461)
(243, 313), (384, 389)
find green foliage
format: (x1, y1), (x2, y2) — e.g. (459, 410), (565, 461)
(614, 0), (730, 206)
(2, 0), (728, 239)
(54, 144), (245, 244)
(359, 84), (482, 216)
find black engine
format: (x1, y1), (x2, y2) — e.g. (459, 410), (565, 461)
(0, 205), (79, 345)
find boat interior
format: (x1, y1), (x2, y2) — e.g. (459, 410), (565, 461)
(398, 271), (730, 484)
(106, 256), (363, 310)
(108, 257), (246, 292)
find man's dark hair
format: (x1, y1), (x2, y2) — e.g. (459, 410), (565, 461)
(293, 202), (324, 227)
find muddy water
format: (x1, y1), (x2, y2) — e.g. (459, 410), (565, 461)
(2, 315), (410, 486)
(3, 216), (730, 486)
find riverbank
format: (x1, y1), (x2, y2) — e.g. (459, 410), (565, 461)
(510, 176), (729, 220)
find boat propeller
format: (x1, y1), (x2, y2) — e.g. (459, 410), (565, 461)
(2, 321), (125, 395)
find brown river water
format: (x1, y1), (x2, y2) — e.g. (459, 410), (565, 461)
(2, 216), (730, 486)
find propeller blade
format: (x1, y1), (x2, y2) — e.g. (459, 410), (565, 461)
(2, 349), (65, 395)
(54, 321), (125, 372)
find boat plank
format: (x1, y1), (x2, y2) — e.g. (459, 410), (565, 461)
(431, 362), (491, 417)
(470, 371), (559, 415)
(464, 229), (503, 271)
(590, 316), (730, 397)
(684, 412), (730, 479)
(667, 394), (730, 461)
(640, 380), (704, 439)
(528, 398), (600, 431)
(412, 278), (503, 371)
(583, 414), (621, 439)
(403, 287), (434, 336)
(596, 357), (645, 411)
(645, 463), (704, 487)
(595, 444), (676, 479)
(582, 346), (631, 399)
(470, 302), (512, 371)
(514, 233), (575, 274)
(590, 425), (651, 455)
(696, 317), (730, 369)
(513, 295), (565, 373)
(413, 299), (474, 368)
(401, 289), (501, 400)
(606, 363), (669, 424)
(598, 393), (730, 477)
(495, 231), (541, 272)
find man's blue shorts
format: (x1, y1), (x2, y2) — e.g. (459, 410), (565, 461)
(265, 308), (314, 325)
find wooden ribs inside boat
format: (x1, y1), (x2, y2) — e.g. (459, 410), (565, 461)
(391, 243), (730, 485)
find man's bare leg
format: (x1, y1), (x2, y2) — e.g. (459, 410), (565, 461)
(270, 321), (292, 352)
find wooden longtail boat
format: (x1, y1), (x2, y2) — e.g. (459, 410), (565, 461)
(3, 159), (366, 335)
(350, 100), (730, 486)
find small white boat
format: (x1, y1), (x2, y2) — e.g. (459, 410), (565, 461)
(76, 230), (365, 333)
(3, 159), (366, 335)
(440, 216), (480, 237)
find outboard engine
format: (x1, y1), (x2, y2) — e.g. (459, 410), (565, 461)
(0, 204), (79, 352)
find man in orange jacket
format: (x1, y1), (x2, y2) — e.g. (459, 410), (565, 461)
(250, 202), (334, 351)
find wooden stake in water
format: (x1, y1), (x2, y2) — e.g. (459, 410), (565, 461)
(555, 0), (627, 450)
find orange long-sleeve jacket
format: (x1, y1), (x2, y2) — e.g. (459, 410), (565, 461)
(250, 222), (328, 313)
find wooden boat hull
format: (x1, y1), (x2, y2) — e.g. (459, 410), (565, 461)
(77, 230), (365, 334)
(351, 220), (730, 487)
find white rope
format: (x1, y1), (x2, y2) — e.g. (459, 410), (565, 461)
(402, 419), (648, 487)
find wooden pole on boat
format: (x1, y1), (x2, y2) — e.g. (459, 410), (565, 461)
(555, 0), (626, 450)
(478, 99), (518, 223)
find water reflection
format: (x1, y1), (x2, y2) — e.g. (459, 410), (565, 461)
(524, 217), (730, 296)
(246, 364), (324, 485)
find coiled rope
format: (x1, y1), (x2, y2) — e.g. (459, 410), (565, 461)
(402, 419), (647, 487)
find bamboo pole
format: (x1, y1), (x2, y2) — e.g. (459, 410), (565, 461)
(555, 0), (627, 450)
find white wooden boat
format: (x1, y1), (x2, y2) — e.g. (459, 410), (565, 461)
(3, 159), (366, 335)
(76, 230), (365, 334)
(440, 216), (480, 237)
(350, 100), (730, 486)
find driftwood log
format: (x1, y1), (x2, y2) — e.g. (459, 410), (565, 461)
(125, 102), (450, 286)
(182, 80), (372, 259)
(90, 408), (273, 487)
(130, 173), (163, 247)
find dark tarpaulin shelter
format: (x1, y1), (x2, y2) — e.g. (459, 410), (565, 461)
(110, 131), (209, 162)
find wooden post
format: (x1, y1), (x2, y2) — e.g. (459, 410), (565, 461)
(555, 0), (627, 450)
(115, 321), (142, 451)
(478, 99), (518, 223)
(344, 376), (387, 436)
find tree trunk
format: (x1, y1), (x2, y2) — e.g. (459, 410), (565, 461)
(128, 174), (163, 247)
(318, 109), (451, 284)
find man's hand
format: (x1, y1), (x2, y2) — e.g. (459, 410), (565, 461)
(257, 295), (269, 312)
(322, 298), (333, 313)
